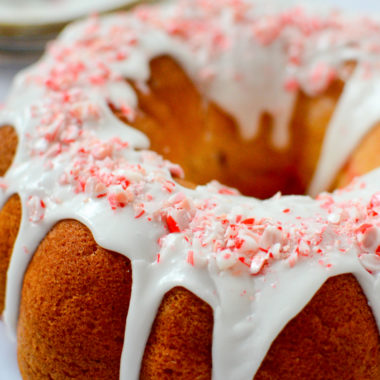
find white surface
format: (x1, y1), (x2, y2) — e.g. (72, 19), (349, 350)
(0, 0), (136, 26)
(1, 0), (379, 26)
(0, 321), (20, 380)
(318, 0), (380, 12)
(0, 62), (35, 104)
(0, 71), (14, 104)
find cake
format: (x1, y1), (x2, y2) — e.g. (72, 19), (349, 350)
(0, 0), (380, 379)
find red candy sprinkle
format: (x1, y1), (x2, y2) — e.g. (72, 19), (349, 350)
(166, 215), (180, 233)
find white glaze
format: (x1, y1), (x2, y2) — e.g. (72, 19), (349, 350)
(309, 65), (380, 195)
(0, 1), (380, 380)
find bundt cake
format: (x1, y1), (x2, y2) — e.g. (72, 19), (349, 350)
(1, 0), (380, 379)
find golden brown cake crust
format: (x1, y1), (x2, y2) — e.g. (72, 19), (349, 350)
(140, 287), (213, 380)
(336, 121), (380, 189)
(124, 56), (301, 199)
(17, 220), (132, 379)
(0, 126), (18, 178)
(140, 274), (380, 380)
(0, 125), (20, 313)
(0, 195), (21, 313)
(122, 56), (348, 199)
(256, 274), (380, 380)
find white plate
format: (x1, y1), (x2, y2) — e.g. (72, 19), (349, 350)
(0, 0), (379, 378)
(0, 0), (137, 26)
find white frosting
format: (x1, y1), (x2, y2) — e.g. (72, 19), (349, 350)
(0, 1), (380, 379)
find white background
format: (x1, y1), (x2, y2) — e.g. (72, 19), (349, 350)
(0, 0), (380, 379)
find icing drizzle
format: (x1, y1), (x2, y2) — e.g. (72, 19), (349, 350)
(0, 1), (380, 379)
